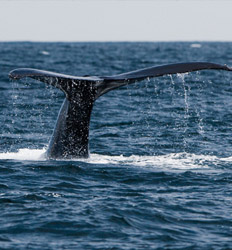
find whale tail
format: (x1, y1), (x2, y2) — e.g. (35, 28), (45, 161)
(9, 62), (232, 101)
(9, 62), (232, 159)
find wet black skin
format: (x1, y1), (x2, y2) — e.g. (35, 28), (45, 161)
(46, 82), (96, 158)
(9, 62), (232, 159)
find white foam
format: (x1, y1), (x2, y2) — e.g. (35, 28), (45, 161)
(190, 43), (202, 48)
(0, 148), (46, 161)
(82, 153), (216, 170)
(40, 51), (50, 55)
(0, 148), (230, 171)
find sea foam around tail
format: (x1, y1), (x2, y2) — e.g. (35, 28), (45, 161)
(0, 148), (231, 171)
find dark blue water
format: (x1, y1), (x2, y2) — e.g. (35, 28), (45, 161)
(1, 42), (232, 249)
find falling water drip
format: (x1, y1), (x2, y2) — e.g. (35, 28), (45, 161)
(8, 80), (21, 152)
(169, 74), (175, 85)
(177, 73), (190, 114)
(177, 73), (190, 150)
(196, 109), (204, 135)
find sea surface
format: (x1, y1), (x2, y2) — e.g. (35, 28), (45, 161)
(0, 42), (232, 249)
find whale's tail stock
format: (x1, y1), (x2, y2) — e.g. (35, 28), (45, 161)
(9, 62), (232, 159)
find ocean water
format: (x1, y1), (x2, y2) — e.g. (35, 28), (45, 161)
(0, 42), (232, 249)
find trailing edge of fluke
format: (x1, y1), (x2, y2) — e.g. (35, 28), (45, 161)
(9, 62), (232, 159)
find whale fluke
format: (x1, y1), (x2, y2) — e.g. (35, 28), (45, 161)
(9, 62), (232, 159)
